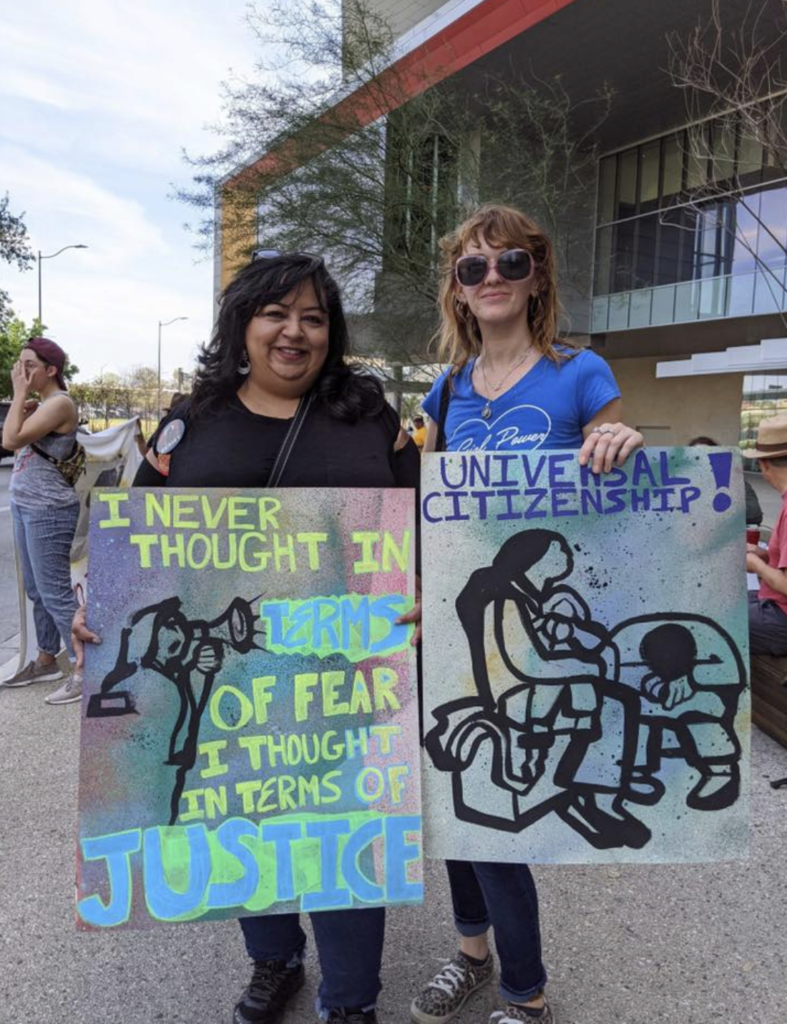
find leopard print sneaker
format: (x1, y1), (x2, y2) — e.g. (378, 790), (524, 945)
(489, 994), (554, 1024)
(410, 951), (494, 1024)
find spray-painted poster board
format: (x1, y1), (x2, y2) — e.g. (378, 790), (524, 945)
(77, 488), (421, 929)
(421, 447), (749, 863)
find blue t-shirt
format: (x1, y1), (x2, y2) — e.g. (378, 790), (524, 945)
(422, 349), (620, 452)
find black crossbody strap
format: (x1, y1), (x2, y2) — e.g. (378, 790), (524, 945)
(436, 374), (452, 453)
(268, 391), (315, 486)
(31, 440), (79, 465)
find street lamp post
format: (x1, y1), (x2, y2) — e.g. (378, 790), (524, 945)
(157, 317), (188, 421)
(37, 244), (88, 324)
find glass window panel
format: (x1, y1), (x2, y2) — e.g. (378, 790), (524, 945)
(753, 268), (783, 314)
(651, 283), (676, 324)
(698, 276), (727, 318)
(598, 157), (616, 224)
(639, 142), (660, 211)
(591, 296), (609, 332)
(728, 272), (755, 317)
(686, 125), (709, 191)
(732, 192), (760, 274)
(661, 134), (683, 202)
(629, 289), (652, 327)
(657, 208), (684, 285)
(763, 104), (787, 182)
(612, 220), (636, 291)
(689, 201), (735, 280)
(711, 120), (736, 184)
(608, 292), (630, 331)
(677, 207), (698, 281)
(616, 148), (638, 219)
(737, 132), (763, 184)
(594, 226), (613, 294)
(634, 212), (658, 288)
(756, 187), (787, 269)
(674, 280), (699, 321)
(693, 206), (718, 279)
(719, 202), (736, 273)
(762, 139), (784, 185)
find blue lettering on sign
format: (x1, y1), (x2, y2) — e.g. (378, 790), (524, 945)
(78, 829), (142, 927)
(422, 451), (712, 523)
(301, 819), (353, 911)
(261, 822), (302, 901)
(341, 818), (384, 903)
(144, 824), (212, 921)
(384, 816), (424, 902)
(206, 819), (260, 910)
(77, 816), (425, 926)
(260, 594), (409, 660)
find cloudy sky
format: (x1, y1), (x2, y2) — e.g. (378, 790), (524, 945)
(0, 0), (261, 382)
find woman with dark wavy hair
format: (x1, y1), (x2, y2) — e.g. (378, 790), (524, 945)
(135, 253), (401, 488)
(87, 252), (421, 1024)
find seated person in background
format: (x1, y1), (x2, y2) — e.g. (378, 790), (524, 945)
(742, 416), (787, 655)
(689, 435), (763, 526)
(411, 414), (427, 451)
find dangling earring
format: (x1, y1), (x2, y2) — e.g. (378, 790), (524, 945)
(238, 349), (251, 375)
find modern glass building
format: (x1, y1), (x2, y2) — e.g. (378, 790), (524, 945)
(592, 113), (787, 334)
(217, 0), (787, 444)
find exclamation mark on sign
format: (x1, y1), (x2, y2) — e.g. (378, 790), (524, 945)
(708, 452), (733, 512)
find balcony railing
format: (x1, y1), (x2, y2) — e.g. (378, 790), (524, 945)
(591, 266), (787, 334)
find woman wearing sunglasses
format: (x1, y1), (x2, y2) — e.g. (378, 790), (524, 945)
(411, 205), (644, 1024)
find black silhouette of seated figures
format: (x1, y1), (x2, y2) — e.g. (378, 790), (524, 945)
(426, 529), (651, 851)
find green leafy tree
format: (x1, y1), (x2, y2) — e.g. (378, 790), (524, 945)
(0, 315), (79, 399)
(0, 193), (35, 331)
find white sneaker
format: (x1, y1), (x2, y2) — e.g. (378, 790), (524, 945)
(45, 671), (83, 706)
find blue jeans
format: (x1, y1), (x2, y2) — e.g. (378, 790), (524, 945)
(446, 860), (547, 1002)
(239, 907), (385, 1012)
(11, 501), (79, 661)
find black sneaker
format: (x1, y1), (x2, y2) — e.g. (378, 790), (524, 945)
(233, 958), (305, 1024)
(322, 1010), (377, 1023)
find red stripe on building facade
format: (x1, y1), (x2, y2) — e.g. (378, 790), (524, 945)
(226, 0), (581, 186)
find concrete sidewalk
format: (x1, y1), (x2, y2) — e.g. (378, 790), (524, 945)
(0, 673), (785, 1024)
(1, 466), (784, 1023)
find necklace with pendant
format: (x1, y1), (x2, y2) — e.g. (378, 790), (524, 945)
(479, 345), (533, 419)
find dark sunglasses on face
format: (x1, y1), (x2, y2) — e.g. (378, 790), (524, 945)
(454, 248), (534, 288)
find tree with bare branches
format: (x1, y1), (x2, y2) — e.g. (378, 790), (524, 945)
(176, 0), (613, 376)
(667, 0), (787, 325)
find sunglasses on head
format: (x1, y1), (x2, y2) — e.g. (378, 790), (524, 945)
(251, 247), (323, 264)
(454, 248), (534, 288)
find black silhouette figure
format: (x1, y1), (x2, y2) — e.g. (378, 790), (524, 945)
(87, 596), (262, 824)
(425, 529), (652, 851)
(612, 615), (745, 812)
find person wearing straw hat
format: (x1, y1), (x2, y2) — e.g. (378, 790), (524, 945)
(743, 413), (787, 655)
